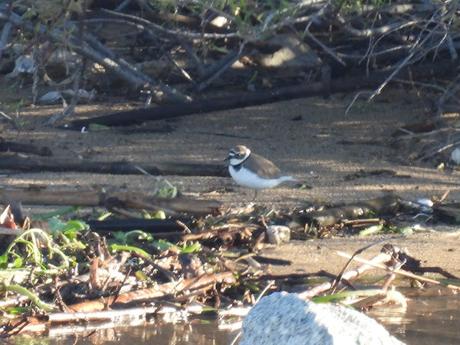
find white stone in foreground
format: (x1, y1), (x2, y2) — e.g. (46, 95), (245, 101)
(240, 292), (404, 345)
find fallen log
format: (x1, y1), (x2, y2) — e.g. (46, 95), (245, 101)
(66, 59), (459, 128)
(433, 203), (460, 224)
(0, 154), (226, 177)
(307, 194), (401, 227)
(49, 306), (158, 325)
(87, 219), (185, 233)
(0, 186), (222, 215)
(0, 139), (52, 157)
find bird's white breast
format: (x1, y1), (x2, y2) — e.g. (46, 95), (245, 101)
(229, 166), (285, 189)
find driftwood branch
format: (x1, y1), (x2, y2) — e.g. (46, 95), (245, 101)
(0, 186), (221, 215)
(308, 195), (401, 227)
(49, 306), (158, 324)
(99, 9), (239, 39)
(0, 154), (226, 177)
(0, 140), (52, 156)
(66, 58), (459, 128)
(86, 219), (185, 233)
(0, 1), (12, 62)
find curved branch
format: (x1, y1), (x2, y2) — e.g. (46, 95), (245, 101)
(336, 15), (420, 38)
(100, 8), (239, 39)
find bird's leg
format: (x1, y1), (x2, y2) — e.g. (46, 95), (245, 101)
(252, 189), (258, 202)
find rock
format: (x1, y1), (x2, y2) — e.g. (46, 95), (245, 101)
(232, 34), (322, 78)
(38, 89), (96, 105)
(62, 88), (96, 102)
(266, 225), (291, 245)
(38, 91), (63, 104)
(451, 147), (460, 165)
(7, 55), (35, 78)
(209, 16), (229, 28)
(255, 34), (321, 70)
(240, 292), (404, 345)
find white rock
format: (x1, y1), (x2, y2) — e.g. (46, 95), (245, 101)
(62, 88), (96, 101)
(14, 55), (35, 74)
(416, 198), (433, 208)
(7, 55), (36, 78)
(240, 292), (404, 345)
(210, 16), (229, 27)
(266, 225), (291, 245)
(451, 147), (460, 165)
(39, 91), (63, 104)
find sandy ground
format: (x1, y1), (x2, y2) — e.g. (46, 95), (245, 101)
(1, 82), (460, 277)
(263, 231), (460, 277)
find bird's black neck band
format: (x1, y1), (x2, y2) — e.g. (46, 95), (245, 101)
(232, 162), (243, 172)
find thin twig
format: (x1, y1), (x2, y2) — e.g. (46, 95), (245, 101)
(336, 251), (460, 291)
(198, 43), (246, 92)
(417, 140), (460, 161)
(100, 9), (239, 39)
(0, 19), (12, 62)
(304, 29), (346, 66)
(330, 239), (387, 293)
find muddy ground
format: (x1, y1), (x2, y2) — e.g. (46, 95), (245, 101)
(1, 80), (460, 277)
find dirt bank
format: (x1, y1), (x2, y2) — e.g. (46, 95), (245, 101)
(1, 83), (459, 276)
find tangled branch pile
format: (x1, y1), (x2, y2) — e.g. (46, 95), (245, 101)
(0, 0), (459, 118)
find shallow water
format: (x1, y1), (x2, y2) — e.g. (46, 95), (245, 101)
(7, 291), (460, 345)
(369, 289), (460, 345)
(8, 322), (237, 345)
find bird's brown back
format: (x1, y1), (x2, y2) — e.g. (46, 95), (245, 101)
(244, 153), (283, 179)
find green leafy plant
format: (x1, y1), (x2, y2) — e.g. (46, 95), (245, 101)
(0, 283), (55, 312)
(112, 230), (154, 244)
(110, 243), (152, 258)
(0, 228), (70, 270)
(180, 242), (202, 254)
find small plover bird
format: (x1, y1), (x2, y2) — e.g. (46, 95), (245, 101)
(226, 145), (296, 198)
